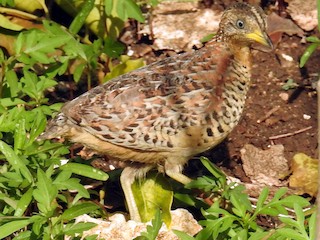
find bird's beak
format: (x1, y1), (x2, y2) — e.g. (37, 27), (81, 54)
(246, 29), (273, 49)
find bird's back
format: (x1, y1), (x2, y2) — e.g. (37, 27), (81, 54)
(43, 40), (251, 161)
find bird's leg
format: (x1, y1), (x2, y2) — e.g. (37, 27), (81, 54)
(120, 164), (154, 221)
(164, 157), (192, 185)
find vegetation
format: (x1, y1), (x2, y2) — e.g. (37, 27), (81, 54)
(0, 0), (316, 239)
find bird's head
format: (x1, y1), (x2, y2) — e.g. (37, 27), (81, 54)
(218, 3), (273, 50)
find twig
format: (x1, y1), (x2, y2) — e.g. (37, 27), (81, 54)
(268, 126), (313, 140)
(257, 105), (281, 123)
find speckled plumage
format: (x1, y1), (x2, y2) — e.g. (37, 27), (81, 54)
(40, 3), (272, 221)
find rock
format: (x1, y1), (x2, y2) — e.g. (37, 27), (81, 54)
(69, 208), (202, 240)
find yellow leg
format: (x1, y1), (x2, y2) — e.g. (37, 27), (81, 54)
(120, 165), (154, 221)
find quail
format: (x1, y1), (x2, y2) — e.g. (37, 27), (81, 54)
(40, 2), (273, 221)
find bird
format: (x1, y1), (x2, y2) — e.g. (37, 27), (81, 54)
(39, 2), (273, 221)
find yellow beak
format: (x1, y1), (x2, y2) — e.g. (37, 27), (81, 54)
(246, 29), (273, 49)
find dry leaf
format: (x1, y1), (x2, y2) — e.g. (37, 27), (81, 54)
(289, 153), (318, 197)
(267, 12), (304, 45)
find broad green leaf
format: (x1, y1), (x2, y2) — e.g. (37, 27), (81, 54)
(0, 140), (32, 183)
(60, 163), (109, 181)
(124, 0), (144, 23)
(0, 219), (31, 239)
(132, 172), (173, 226)
(104, 37), (125, 58)
(0, 97), (26, 107)
(61, 202), (99, 221)
(14, 188), (34, 217)
(69, 0), (95, 35)
(104, 0), (113, 15)
(5, 69), (20, 97)
(33, 168), (58, 214)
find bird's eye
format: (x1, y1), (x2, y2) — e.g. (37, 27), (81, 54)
(236, 20), (245, 29)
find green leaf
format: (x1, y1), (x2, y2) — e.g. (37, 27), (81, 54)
(200, 33), (215, 43)
(64, 222), (97, 235)
(272, 187), (287, 201)
(306, 36), (320, 43)
(104, 55), (145, 82)
(0, 98), (26, 107)
(124, 0), (145, 23)
(132, 172), (172, 226)
(33, 168), (58, 215)
(104, 0), (113, 15)
(0, 219), (31, 239)
(73, 62), (86, 82)
(308, 212), (316, 240)
(173, 230), (195, 240)
(5, 70), (20, 97)
(104, 37), (125, 58)
(60, 163), (109, 181)
(0, 140), (32, 183)
(255, 187), (269, 211)
(300, 43), (319, 67)
(200, 157), (226, 182)
(14, 188), (34, 217)
(137, 209), (162, 240)
(12, 230), (32, 240)
(28, 109), (47, 143)
(61, 202), (99, 221)
(54, 176), (90, 198)
(69, 0), (95, 35)
(14, 118), (26, 153)
(275, 228), (306, 240)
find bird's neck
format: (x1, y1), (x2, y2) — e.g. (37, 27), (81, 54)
(229, 44), (252, 69)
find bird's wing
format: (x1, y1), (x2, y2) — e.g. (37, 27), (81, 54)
(62, 43), (232, 151)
